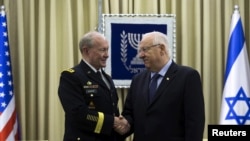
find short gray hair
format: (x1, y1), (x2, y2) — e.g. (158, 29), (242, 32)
(78, 31), (105, 53)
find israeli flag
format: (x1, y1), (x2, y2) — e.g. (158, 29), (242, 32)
(219, 5), (250, 125)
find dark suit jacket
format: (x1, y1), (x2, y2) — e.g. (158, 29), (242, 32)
(58, 60), (123, 141)
(122, 61), (205, 141)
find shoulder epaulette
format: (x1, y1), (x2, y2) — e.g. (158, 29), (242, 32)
(64, 68), (75, 73)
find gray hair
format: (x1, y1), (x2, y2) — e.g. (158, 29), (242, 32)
(143, 31), (172, 58)
(78, 31), (105, 53)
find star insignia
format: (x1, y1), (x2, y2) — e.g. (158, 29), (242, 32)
(225, 87), (250, 124)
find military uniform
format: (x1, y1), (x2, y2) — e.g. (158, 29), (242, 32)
(58, 60), (123, 141)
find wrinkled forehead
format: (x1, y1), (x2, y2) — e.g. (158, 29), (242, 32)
(139, 35), (154, 47)
(94, 36), (109, 48)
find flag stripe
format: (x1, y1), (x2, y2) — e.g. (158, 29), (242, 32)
(0, 109), (16, 140)
(225, 19), (245, 82)
(6, 113), (18, 141)
(0, 96), (15, 131)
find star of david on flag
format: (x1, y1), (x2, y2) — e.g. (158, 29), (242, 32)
(0, 6), (20, 140)
(219, 5), (250, 125)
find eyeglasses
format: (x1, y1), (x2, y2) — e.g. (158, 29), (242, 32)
(138, 44), (160, 53)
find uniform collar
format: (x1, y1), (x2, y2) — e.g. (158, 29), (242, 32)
(82, 59), (102, 73)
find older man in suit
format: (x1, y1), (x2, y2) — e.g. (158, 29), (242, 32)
(121, 31), (205, 141)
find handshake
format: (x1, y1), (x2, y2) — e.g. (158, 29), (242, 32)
(113, 116), (130, 135)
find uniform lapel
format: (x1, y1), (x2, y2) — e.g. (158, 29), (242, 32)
(80, 60), (109, 89)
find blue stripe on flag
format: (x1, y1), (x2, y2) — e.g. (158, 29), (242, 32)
(224, 19), (245, 83)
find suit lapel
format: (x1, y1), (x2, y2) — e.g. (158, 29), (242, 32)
(144, 72), (151, 104)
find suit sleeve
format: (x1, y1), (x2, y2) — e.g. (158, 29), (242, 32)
(184, 69), (205, 141)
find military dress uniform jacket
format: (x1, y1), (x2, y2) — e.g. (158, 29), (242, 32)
(122, 61), (205, 141)
(58, 60), (122, 141)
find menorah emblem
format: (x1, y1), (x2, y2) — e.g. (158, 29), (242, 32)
(128, 33), (142, 50)
(120, 31), (144, 68)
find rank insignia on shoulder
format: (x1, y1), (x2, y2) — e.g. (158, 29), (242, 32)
(65, 68), (75, 73)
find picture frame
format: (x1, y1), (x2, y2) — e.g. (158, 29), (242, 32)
(101, 14), (176, 88)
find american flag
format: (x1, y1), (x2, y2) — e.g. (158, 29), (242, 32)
(0, 6), (20, 140)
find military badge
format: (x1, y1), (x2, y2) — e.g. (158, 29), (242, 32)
(87, 81), (92, 85)
(88, 101), (95, 109)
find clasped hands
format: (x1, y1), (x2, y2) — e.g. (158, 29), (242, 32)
(114, 116), (130, 135)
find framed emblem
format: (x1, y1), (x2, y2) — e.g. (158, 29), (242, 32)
(101, 14), (176, 88)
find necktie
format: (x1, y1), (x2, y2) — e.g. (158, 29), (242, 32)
(96, 71), (110, 89)
(149, 73), (161, 102)
(96, 71), (102, 79)
(96, 71), (105, 83)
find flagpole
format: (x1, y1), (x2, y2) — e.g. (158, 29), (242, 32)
(234, 5), (239, 12)
(97, 0), (103, 33)
(0, 5), (5, 16)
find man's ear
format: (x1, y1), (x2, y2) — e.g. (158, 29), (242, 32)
(82, 47), (89, 54)
(159, 44), (166, 53)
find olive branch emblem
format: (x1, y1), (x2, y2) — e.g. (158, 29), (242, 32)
(120, 30), (130, 70)
(120, 31), (145, 73)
